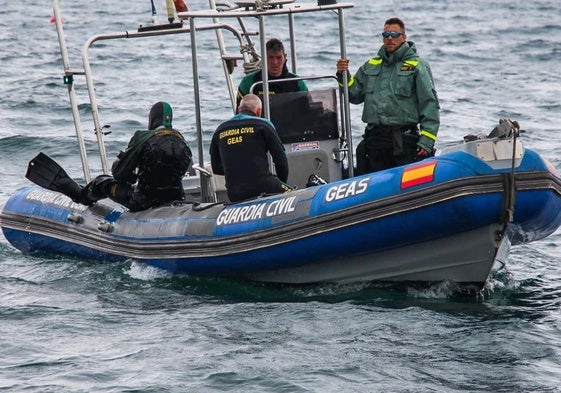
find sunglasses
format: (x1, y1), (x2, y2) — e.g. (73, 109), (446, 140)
(382, 31), (403, 39)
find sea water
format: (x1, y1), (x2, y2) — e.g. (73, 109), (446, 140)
(1, 0), (560, 391)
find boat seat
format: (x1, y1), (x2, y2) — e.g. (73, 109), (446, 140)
(204, 163), (230, 202)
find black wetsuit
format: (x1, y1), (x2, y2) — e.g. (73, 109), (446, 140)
(83, 127), (192, 211)
(210, 111), (291, 202)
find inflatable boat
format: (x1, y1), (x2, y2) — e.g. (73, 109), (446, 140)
(1, 0), (561, 290)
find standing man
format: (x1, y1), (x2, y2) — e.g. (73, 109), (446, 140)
(210, 94), (293, 202)
(237, 38), (308, 107)
(337, 17), (440, 175)
(79, 102), (192, 211)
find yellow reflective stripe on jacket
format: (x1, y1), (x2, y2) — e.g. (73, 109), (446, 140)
(368, 58), (383, 65)
(338, 74), (355, 87)
(420, 130), (437, 141)
(404, 60), (419, 67)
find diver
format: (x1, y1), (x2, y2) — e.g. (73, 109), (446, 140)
(79, 101), (192, 211)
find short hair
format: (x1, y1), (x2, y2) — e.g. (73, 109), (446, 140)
(238, 94), (262, 115)
(266, 38), (285, 53)
(384, 17), (405, 32)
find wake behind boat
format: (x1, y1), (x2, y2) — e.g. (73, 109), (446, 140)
(1, 0), (561, 291)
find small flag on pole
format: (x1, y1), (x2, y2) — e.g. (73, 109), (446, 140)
(173, 0), (188, 13)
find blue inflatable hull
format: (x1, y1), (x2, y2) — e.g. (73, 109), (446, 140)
(2, 146), (561, 286)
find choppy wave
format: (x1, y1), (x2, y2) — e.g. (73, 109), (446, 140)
(1, 0), (561, 391)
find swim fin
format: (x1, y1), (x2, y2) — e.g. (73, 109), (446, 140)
(25, 152), (84, 203)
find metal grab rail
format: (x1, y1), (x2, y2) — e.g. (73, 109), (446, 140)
(179, 2), (355, 174)
(53, 0), (91, 181)
(53, 0), (247, 185)
(80, 22), (246, 174)
(52, 0), (354, 203)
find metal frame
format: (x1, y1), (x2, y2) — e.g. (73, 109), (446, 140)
(52, 0), (355, 200)
(179, 1), (355, 175)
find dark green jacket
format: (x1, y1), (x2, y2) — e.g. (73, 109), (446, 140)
(343, 42), (440, 152)
(237, 65), (308, 107)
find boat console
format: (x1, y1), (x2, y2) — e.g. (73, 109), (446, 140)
(270, 89), (344, 187)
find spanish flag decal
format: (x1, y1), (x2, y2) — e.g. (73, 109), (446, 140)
(401, 162), (436, 189)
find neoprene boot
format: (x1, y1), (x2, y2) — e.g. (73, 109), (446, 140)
(78, 175), (115, 205)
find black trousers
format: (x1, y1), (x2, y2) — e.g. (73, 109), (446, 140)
(112, 182), (185, 212)
(83, 174), (185, 212)
(355, 125), (421, 175)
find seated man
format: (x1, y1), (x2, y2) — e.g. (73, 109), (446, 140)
(210, 94), (293, 202)
(80, 101), (192, 211)
(236, 38), (308, 108)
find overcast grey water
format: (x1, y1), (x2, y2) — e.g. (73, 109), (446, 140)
(1, 0), (561, 391)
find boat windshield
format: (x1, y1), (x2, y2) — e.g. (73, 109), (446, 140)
(269, 89), (339, 144)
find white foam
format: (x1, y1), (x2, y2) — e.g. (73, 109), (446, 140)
(124, 260), (172, 281)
